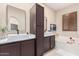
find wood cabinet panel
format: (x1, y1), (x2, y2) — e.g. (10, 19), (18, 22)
(36, 37), (44, 56)
(36, 4), (44, 56)
(44, 36), (55, 53)
(0, 42), (20, 56)
(36, 4), (44, 26)
(21, 40), (35, 56)
(30, 4), (44, 56)
(0, 39), (35, 56)
(50, 36), (55, 49)
(44, 37), (50, 52)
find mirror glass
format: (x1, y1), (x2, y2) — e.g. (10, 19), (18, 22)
(44, 17), (47, 32)
(6, 5), (26, 34)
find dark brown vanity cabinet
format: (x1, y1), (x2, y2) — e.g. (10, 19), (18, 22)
(0, 39), (35, 56)
(44, 35), (55, 53)
(0, 42), (20, 56)
(21, 40), (35, 56)
(50, 35), (55, 49)
(30, 4), (44, 56)
(44, 37), (50, 52)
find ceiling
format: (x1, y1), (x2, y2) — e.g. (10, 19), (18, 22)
(44, 3), (77, 11)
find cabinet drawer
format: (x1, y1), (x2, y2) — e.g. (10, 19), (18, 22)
(0, 42), (20, 56)
(50, 36), (55, 49)
(21, 40), (34, 45)
(44, 37), (50, 52)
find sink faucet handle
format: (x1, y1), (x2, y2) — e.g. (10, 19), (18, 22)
(16, 29), (19, 34)
(27, 32), (29, 34)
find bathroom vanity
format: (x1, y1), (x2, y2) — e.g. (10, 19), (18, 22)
(0, 39), (35, 56)
(44, 35), (55, 52)
(0, 34), (35, 56)
(0, 33), (55, 56)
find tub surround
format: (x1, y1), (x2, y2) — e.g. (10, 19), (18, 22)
(56, 35), (79, 56)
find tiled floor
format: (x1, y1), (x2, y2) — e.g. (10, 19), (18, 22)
(43, 48), (76, 56)
(43, 49), (61, 56)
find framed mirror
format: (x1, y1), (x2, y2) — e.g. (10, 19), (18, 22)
(6, 5), (26, 34)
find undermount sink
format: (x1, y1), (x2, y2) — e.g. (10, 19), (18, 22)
(0, 38), (8, 42)
(7, 34), (35, 40)
(0, 34), (35, 44)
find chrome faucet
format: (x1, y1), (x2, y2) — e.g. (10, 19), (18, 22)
(16, 29), (19, 34)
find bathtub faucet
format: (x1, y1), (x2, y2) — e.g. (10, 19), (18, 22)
(70, 37), (75, 41)
(70, 37), (72, 40)
(67, 37), (75, 44)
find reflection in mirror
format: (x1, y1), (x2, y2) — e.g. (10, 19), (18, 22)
(6, 5), (26, 34)
(50, 24), (56, 31)
(8, 16), (18, 31)
(44, 17), (47, 32)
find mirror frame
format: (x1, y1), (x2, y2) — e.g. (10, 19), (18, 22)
(6, 5), (26, 34)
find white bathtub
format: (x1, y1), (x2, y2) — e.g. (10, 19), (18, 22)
(56, 35), (79, 56)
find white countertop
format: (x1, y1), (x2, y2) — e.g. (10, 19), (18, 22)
(44, 31), (55, 37)
(0, 34), (35, 45)
(0, 32), (55, 45)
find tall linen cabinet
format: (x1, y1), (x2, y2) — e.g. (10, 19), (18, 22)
(30, 4), (44, 56)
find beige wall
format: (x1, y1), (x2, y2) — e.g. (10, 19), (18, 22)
(56, 4), (79, 37)
(0, 4), (6, 29)
(39, 4), (56, 31)
(1, 3), (79, 36)
(0, 3), (55, 33)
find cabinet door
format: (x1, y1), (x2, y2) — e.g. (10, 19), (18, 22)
(36, 4), (44, 26)
(44, 37), (50, 52)
(0, 42), (20, 56)
(30, 3), (44, 56)
(21, 40), (35, 56)
(36, 4), (44, 56)
(50, 36), (55, 49)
